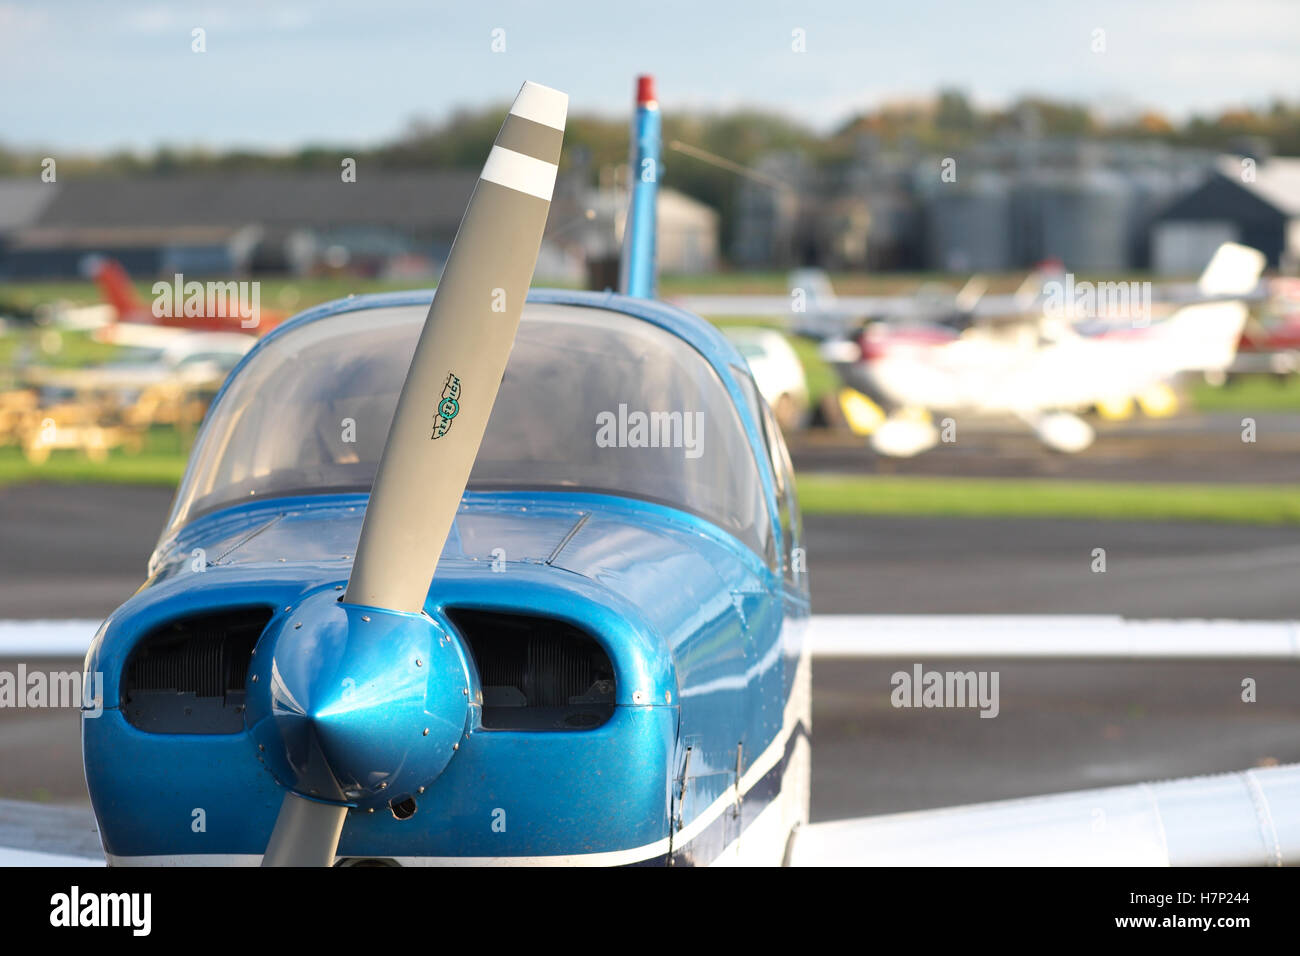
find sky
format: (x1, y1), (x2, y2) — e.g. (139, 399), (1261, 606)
(1, 0), (1298, 153)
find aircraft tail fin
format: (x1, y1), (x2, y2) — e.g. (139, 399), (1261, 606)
(1156, 243), (1265, 372)
(1197, 242), (1266, 297)
(618, 75), (661, 298)
(953, 274), (988, 313)
(90, 258), (144, 321)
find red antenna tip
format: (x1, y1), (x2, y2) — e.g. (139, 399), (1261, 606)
(636, 75), (657, 107)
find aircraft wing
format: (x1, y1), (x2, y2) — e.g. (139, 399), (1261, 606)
(50, 304), (117, 332)
(796, 612), (1300, 865)
(92, 321), (190, 348)
(789, 761), (1300, 866)
(0, 799), (103, 866)
(666, 293), (1029, 319)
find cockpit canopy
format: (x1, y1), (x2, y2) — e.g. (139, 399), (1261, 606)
(166, 302), (771, 556)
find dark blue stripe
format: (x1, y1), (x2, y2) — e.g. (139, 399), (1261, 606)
(665, 720), (810, 867)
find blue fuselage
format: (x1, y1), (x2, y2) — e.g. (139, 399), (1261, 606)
(83, 290), (811, 866)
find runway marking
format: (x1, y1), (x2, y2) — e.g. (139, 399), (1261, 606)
(5, 616), (1300, 660)
(0, 619), (101, 658)
(809, 615), (1300, 659)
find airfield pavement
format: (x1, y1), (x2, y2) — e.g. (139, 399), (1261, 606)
(788, 410), (1300, 483)
(1, 481), (1298, 821)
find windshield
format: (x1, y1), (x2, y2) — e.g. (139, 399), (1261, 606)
(166, 302), (770, 556)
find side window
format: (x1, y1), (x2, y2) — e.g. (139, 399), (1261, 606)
(731, 366), (779, 573)
(759, 397), (803, 590)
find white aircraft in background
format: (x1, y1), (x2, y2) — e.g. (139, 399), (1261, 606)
(783, 267), (990, 334)
(821, 243), (1267, 457)
(21, 331), (254, 396)
(721, 325), (811, 429)
(668, 266), (1047, 336)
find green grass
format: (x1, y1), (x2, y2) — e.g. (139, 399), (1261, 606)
(1191, 375), (1300, 412)
(0, 276), (433, 316)
(4, 436), (1297, 528)
(8, 456), (1293, 529)
(0, 328), (125, 370)
(0, 427), (188, 487)
(786, 337), (838, 408)
(796, 473), (1300, 525)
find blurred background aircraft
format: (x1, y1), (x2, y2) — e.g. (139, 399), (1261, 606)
(87, 257), (290, 342)
(819, 243), (1267, 456)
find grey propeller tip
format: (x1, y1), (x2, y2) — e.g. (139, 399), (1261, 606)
(512, 81), (568, 132)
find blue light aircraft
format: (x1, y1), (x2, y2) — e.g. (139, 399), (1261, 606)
(80, 79), (811, 866)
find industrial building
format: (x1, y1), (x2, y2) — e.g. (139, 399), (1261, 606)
(0, 172), (719, 283)
(1150, 156), (1300, 274)
(732, 137), (1257, 275)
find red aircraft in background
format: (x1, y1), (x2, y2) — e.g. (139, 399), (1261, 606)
(1234, 276), (1300, 376)
(90, 258), (291, 338)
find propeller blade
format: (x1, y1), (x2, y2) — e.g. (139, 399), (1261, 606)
(262, 792), (347, 867)
(257, 82), (566, 867)
(345, 81), (567, 613)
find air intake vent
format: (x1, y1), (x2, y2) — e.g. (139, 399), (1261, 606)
(447, 609), (615, 731)
(122, 607), (272, 733)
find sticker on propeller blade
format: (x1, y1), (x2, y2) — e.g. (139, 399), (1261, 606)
(432, 373), (461, 439)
